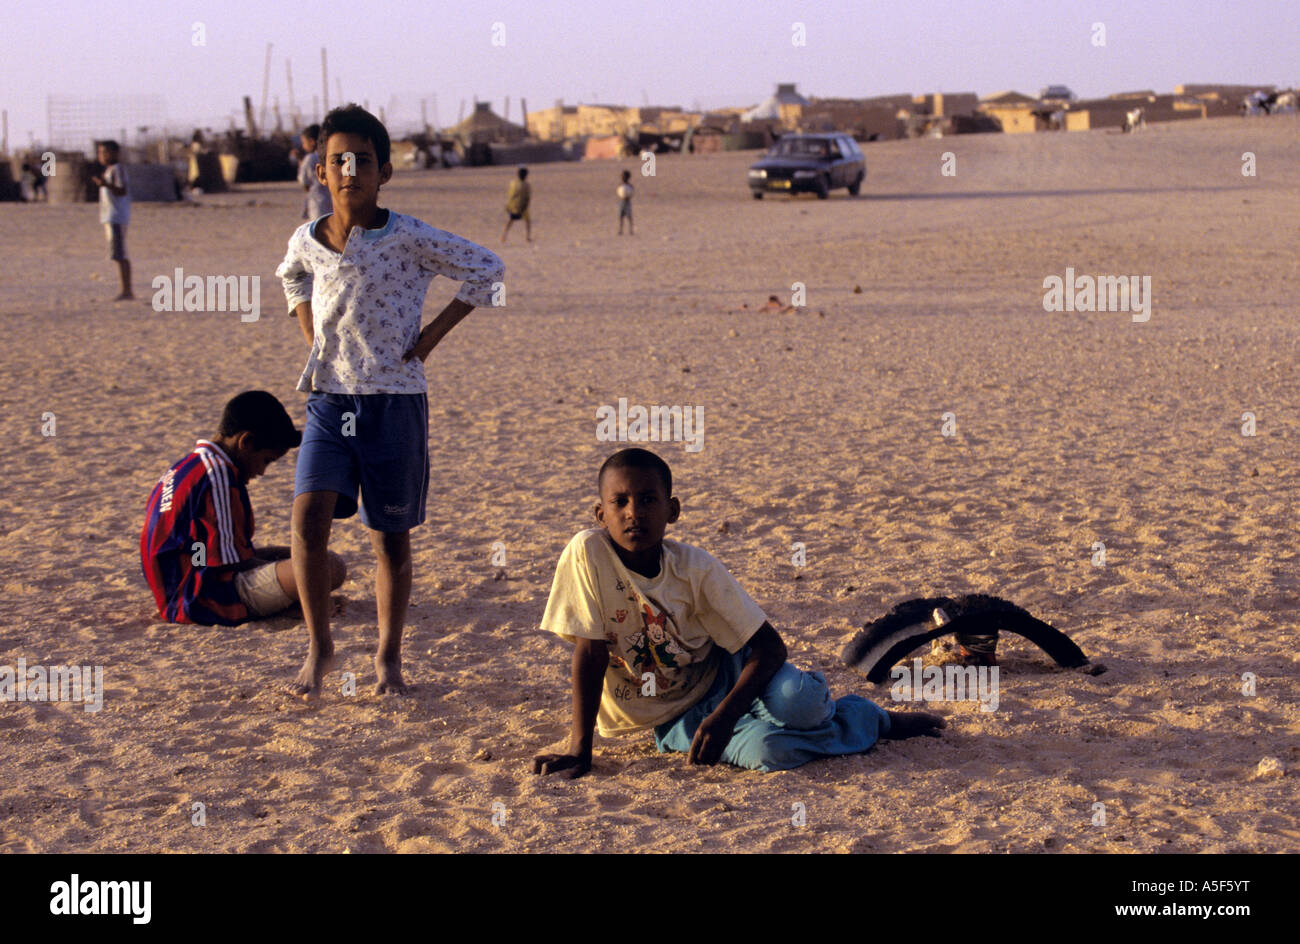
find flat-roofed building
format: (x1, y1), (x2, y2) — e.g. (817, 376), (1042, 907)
(978, 91), (1044, 133)
(913, 92), (979, 117)
(526, 103), (580, 141)
(782, 98), (905, 139)
(1175, 83), (1274, 99)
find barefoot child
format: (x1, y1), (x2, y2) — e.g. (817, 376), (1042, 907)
(92, 140), (132, 300)
(276, 104), (504, 696)
(140, 391), (346, 625)
(616, 169), (634, 235)
(501, 165), (531, 243)
(534, 448), (943, 778)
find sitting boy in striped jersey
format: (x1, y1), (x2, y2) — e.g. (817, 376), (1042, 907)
(140, 390), (346, 625)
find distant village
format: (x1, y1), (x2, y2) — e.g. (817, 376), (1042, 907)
(513, 82), (1293, 158)
(2, 80), (1294, 203)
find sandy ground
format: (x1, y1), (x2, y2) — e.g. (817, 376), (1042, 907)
(1, 115), (1297, 853)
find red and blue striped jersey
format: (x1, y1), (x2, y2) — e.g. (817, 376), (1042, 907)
(140, 440), (255, 625)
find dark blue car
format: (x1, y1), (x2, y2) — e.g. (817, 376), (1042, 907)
(747, 133), (866, 199)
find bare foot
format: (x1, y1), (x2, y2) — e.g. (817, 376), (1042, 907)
(112, 292), (134, 301)
(374, 655), (409, 695)
(292, 647), (336, 698)
(883, 710), (946, 739)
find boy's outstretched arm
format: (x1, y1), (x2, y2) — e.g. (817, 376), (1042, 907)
(688, 622), (787, 766)
(403, 298), (474, 362)
(533, 636), (607, 780)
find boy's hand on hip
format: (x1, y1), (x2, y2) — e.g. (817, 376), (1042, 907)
(687, 709), (738, 766)
(403, 330), (439, 362)
(533, 751), (591, 780)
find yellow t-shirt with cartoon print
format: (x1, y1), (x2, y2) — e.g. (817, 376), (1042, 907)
(541, 528), (767, 736)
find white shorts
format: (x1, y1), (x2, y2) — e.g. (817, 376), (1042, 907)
(234, 562), (293, 617)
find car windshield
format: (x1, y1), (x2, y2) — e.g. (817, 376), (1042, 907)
(769, 138), (830, 158)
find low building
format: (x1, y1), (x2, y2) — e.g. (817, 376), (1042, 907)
(913, 92), (980, 117)
(526, 103), (580, 141)
(978, 91), (1045, 133)
(783, 98), (905, 140)
(1066, 94), (1213, 131)
(1063, 99), (1131, 131)
(1174, 83), (1274, 99)
(623, 106), (697, 135)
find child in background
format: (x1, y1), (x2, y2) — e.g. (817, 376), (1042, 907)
(298, 123), (333, 221)
(616, 170), (634, 235)
(92, 140), (132, 300)
(502, 166), (531, 243)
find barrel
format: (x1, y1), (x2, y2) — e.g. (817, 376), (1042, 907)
(46, 152), (95, 204)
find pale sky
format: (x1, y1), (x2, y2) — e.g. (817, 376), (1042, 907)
(5, 0), (1296, 147)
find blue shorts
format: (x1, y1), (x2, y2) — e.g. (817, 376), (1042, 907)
(294, 392), (429, 532)
(653, 646), (891, 772)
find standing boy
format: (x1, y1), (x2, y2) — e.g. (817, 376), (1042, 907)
(616, 169), (634, 235)
(276, 104), (504, 696)
(501, 166), (531, 243)
(298, 123), (333, 221)
(92, 140), (132, 300)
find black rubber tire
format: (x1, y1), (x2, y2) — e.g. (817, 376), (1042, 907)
(847, 174), (863, 196)
(752, 191), (763, 200)
(815, 176), (830, 199)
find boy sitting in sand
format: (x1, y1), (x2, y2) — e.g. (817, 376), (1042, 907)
(534, 448), (943, 778)
(140, 390), (346, 625)
(276, 104), (504, 696)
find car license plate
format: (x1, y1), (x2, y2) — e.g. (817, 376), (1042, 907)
(771, 180), (790, 189)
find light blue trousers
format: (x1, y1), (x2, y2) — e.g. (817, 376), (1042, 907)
(653, 647), (892, 772)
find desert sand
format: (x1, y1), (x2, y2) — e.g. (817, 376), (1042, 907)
(0, 114), (1297, 853)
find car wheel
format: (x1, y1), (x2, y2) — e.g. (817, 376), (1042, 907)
(752, 191), (763, 200)
(847, 174), (862, 196)
(815, 175), (829, 199)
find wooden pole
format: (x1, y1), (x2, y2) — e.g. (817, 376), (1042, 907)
(321, 48), (329, 112)
(285, 59), (296, 127)
(259, 43), (273, 135)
